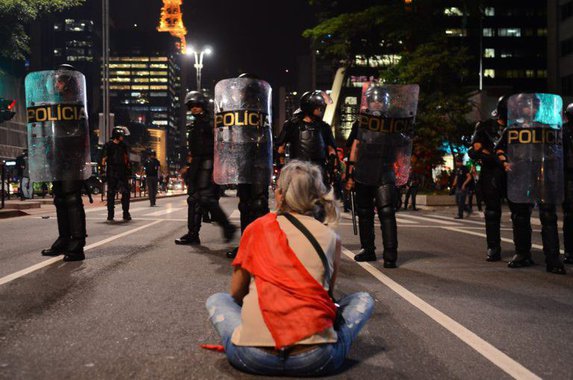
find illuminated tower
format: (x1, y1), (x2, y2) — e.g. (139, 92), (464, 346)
(157, 0), (187, 52)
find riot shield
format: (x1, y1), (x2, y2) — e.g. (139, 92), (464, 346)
(25, 69), (91, 182)
(213, 78), (272, 185)
(506, 93), (564, 204)
(355, 84), (419, 186)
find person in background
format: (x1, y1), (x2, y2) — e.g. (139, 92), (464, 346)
(451, 156), (472, 219)
(143, 150), (160, 207)
(403, 171), (420, 211)
(206, 161), (373, 376)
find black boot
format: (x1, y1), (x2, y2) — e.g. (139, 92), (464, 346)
(484, 209), (502, 261)
(540, 205), (566, 275)
(175, 233), (200, 245)
(356, 207), (376, 262)
(354, 249), (377, 262)
(379, 206), (398, 269)
(507, 252), (534, 268)
(41, 237), (69, 256)
(486, 247), (502, 262)
(223, 224), (237, 243)
(63, 189), (86, 262)
(123, 212), (132, 221)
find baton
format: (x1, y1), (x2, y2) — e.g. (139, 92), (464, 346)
(350, 190), (358, 236)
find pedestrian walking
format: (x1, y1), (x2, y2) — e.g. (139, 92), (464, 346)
(451, 156), (471, 219)
(101, 126), (132, 222)
(143, 150), (160, 207)
(404, 171), (420, 211)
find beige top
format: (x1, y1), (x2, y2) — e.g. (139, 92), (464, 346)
(231, 213), (339, 347)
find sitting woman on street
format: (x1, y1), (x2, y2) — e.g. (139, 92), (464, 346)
(206, 160), (374, 377)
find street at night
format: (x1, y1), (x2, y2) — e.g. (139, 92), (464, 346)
(1, 194), (572, 379)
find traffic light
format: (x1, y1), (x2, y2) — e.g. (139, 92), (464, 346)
(0, 98), (16, 122)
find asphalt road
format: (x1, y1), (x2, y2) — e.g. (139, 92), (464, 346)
(0, 194), (572, 379)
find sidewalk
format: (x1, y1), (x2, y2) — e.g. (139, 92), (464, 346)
(0, 190), (187, 218)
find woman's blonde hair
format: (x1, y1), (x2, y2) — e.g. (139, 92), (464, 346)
(276, 160), (339, 224)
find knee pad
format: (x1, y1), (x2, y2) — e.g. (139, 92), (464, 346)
(540, 208), (557, 225)
(484, 209), (501, 221)
(378, 205), (395, 219)
(357, 207), (374, 219)
(374, 185), (394, 209)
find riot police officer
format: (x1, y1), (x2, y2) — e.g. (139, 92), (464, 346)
(175, 91), (236, 245)
(101, 127), (131, 221)
(26, 65), (90, 261)
(346, 84), (419, 268)
(468, 96), (508, 261)
(143, 150), (160, 207)
(276, 90), (337, 179)
(563, 103), (573, 264)
(213, 74), (272, 258)
(495, 93), (566, 274)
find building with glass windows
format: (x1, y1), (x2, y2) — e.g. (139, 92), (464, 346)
(549, 0), (573, 102)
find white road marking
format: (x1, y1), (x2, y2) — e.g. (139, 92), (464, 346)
(229, 210), (240, 219)
(395, 217), (419, 224)
(0, 220), (162, 287)
(143, 207), (186, 216)
(429, 214), (486, 226)
(342, 248), (541, 380)
(397, 214), (461, 226)
(442, 227), (564, 254)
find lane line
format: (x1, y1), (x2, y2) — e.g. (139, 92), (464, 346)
(0, 220), (162, 287)
(397, 214), (461, 226)
(442, 227), (564, 254)
(143, 207), (186, 216)
(395, 217), (418, 224)
(342, 248), (541, 380)
(429, 214), (486, 226)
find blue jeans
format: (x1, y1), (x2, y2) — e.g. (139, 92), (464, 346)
(206, 292), (374, 376)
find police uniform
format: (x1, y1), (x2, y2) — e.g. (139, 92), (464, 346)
(102, 131), (131, 221)
(175, 92), (236, 245)
(468, 118), (505, 260)
(143, 153), (160, 206)
(495, 94), (566, 275)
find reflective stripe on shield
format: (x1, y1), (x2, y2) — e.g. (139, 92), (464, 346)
(355, 84), (419, 187)
(25, 69), (91, 182)
(506, 93), (564, 204)
(213, 78), (272, 185)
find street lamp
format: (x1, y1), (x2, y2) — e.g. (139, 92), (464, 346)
(185, 46), (212, 90)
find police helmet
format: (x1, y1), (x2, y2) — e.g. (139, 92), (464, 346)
(149, 149), (156, 157)
(112, 126), (130, 139)
(491, 95), (509, 121)
(300, 90), (328, 116)
(365, 85), (385, 104)
(565, 103), (573, 120)
(185, 91), (208, 109)
(238, 73), (260, 79)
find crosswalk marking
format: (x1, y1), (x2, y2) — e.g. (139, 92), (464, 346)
(229, 210), (240, 219)
(143, 207), (186, 216)
(397, 214), (461, 226)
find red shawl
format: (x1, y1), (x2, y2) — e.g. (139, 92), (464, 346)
(232, 213), (337, 349)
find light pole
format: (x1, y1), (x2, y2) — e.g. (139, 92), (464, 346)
(185, 46), (212, 90)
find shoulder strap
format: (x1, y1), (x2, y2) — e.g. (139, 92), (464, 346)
(281, 213), (333, 298)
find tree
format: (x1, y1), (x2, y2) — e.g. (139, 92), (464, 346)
(0, 0), (84, 61)
(304, 0), (476, 188)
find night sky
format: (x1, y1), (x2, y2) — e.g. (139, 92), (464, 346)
(112, 0), (317, 92)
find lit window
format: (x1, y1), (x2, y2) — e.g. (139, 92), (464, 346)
(483, 28), (494, 37)
(150, 92), (168, 97)
(149, 77), (168, 83)
(111, 71), (131, 76)
(134, 78), (150, 83)
(444, 7), (463, 16)
(131, 64), (148, 69)
(500, 51), (513, 58)
(110, 77), (130, 83)
(150, 57), (168, 62)
(109, 64), (131, 69)
(150, 64), (168, 69)
(537, 28), (548, 37)
(54, 49), (62, 56)
(498, 28), (521, 37)
(484, 49), (495, 58)
(526, 70), (535, 78)
(109, 85), (131, 90)
(135, 71), (150, 76)
(132, 85), (150, 90)
(446, 29), (467, 37)
(150, 85), (168, 90)
(152, 120), (168, 126)
(484, 69), (495, 78)
(484, 7), (495, 16)
(537, 70), (547, 78)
